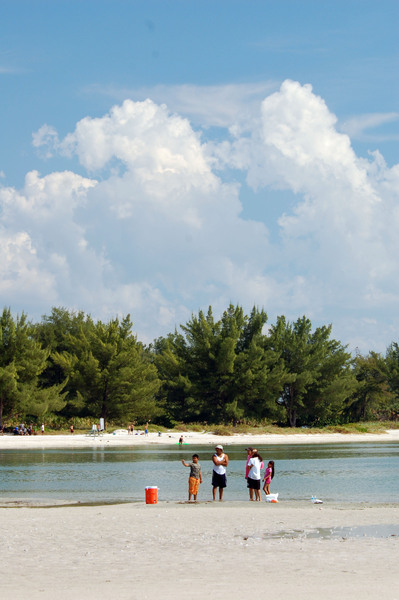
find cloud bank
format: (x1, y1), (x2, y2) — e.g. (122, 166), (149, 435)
(1, 80), (398, 351)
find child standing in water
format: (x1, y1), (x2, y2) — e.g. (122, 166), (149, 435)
(263, 460), (275, 496)
(181, 454), (203, 502)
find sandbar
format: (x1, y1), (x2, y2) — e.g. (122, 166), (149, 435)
(1, 501), (398, 600)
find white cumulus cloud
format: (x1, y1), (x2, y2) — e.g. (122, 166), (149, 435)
(1, 80), (398, 351)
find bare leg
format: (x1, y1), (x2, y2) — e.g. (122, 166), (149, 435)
(219, 488), (224, 501)
(249, 488), (254, 501)
(213, 487), (217, 501)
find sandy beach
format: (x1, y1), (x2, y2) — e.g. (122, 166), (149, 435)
(1, 428), (399, 449)
(1, 430), (398, 599)
(0, 501), (398, 600)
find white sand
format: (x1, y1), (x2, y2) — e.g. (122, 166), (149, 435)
(1, 428), (399, 449)
(1, 501), (398, 600)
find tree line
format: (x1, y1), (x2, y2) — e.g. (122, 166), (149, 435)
(1, 305), (398, 428)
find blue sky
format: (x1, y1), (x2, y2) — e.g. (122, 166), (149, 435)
(0, 0), (398, 352)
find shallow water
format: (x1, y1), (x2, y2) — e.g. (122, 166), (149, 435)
(0, 442), (398, 504)
(258, 523), (399, 540)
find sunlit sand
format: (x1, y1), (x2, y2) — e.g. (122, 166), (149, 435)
(1, 428), (398, 449)
(1, 501), (398, 600)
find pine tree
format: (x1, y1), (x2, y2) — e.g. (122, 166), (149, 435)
(0, 308), (65, 425)
(51, 313), (161, 424)
(268, 316), (355, 426)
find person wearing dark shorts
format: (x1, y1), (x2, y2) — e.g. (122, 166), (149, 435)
(211, 471), (226, 489)
(212, 445), (229, 501)
(247, 451), (262, 501)
(247, 477), (260, 490)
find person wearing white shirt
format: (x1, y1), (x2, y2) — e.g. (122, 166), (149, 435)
(247, 452), (262, 501)
(212, 445), (229, 501)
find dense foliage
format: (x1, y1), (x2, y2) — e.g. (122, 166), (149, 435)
(1, 305), (399, 428)
(0, 308), (66, 425)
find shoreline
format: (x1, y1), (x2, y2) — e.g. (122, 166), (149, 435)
(0, 428), (398, 449)
(0, 498), (398, 509)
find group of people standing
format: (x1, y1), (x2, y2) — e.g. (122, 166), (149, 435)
(181, 444), (274, 502)
(12, 423), (45, 435)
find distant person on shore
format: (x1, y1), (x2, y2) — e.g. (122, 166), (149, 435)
(263, 460), (275, 496)
(70, 425), (74, 434)
(41, 423), (45, 435)
(179, 435), (184, 446)
(247, 451), (262, 501)
(181, 454), (203, 502)
(212, 445), (229, 501)
(145, 422), (149, 436)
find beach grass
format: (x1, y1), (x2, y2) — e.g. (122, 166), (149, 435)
(45, 420), (399, 436)
(172, 420), (399, 436)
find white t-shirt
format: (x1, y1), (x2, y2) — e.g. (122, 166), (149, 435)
(247, 457), (261, 480)
(213, 453), (226, 475)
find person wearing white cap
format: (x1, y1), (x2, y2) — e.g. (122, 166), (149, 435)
(212, 445), (229, 501)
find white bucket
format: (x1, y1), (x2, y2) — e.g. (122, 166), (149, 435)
(265, 493), (279, 502)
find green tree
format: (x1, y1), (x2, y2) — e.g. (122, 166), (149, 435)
(152, 333), (196, 424)
(167, 305), (225, 422)
(222, 307), (285, 422)
(154, 305), (283, 424)
(346, 351), (395, 421)
(52, 314), (161, 424)
(35, 307), (91, 388)
(267, 316), (354, 427)
(0, 308), (65, 425)
(385, 342), (399, 420)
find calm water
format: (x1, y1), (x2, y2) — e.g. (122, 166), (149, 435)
(0, 442), (398, 504)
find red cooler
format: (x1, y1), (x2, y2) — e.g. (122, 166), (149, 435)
(145, 486), (158, 504)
